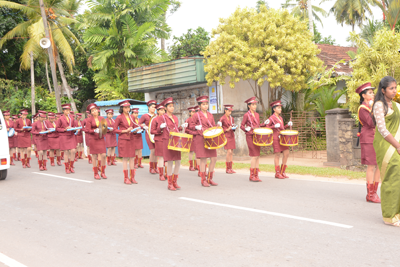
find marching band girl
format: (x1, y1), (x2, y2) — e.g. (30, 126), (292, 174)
(31, 111), (50, 171)
(12, 115), (20, 161)
(185, 106), (197, 171)
(56, 104), (76, 174)
(151, 103), (166, 181)
(139, 100), (158, 174)
(82, 111), (92, 164)
(114, 100), (137, 184)
(265, 100), (292, 179)
(220, 105), (236, 174)
(131, 108), (144, 169)
(15, 109), (32, 168)
(74, 114), (84, 160)
(47, 112), (62, 166)
(105, 109), (117, 166)
(85, 103), (107, 180)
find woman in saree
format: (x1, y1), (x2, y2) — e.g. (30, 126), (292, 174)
(372, 76), (400, 226)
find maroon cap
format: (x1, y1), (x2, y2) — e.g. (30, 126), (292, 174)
(20, 109), (28, 115)
(118, 100), (131, 107)
(188, 106), (196, 111)
(48, 112), (55, 118)
(76, 113), (82, 117)
(146, 100), (157, 106)
(163, 97), (173, 106)
(270, 100), (282, 107)
(131, 108), (139, 113)
(3, 110), (10, 115)
(196, 96), (209, 103)
(224, 105), (234, 111)
(105, 109), (114, 114)
(194, 105), (200, 111)
(87, 103), (99, 112)
(39, 113), (47, 118)
(12, 115), (18, 119)
(156, 103), (165, 110)
(61, 103), (71, 109)
(245, 97), (258, 104)
(38, 110), (47, 114)
(356, 82), (375, 94)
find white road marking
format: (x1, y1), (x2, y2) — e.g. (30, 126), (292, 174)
(180, 197), (353, 229)
(32, 172), (93, 183)
(0, 252), (28, 267)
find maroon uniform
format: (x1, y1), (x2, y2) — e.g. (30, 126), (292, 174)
(220, 114), (236, 150)
(155, 114), (181, 162)
(74, 120), (84, 144)
(46, 120), (59, 150)
(266, 114), (289, 153)
(114, 114), (136, 158)
(85, 116), (107, 154)
(185, 117), (196, 152)
(131, 116), (143, 149)
(151, 115), (165, 157)
(105, 117), (117, 148)
(31, 120), (50, 151)
(139, 113), (156, 149)
(358, 103), (377, 165)
(5, 119), (15, 148)
(15, 118), (32, 148)
(56, 114), (76, 151)
(240, 111), (266, 157)
(189, 111), (217, 158)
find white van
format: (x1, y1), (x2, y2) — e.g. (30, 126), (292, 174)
(0, 109), (10, 180)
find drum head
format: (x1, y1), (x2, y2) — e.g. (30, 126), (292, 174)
(280, 130), (298, 135)
(253, 127), (273, 134)
(203, 127), (223, 137)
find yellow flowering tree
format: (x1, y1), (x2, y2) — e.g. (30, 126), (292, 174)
(347, 29), (400, 113)
(202, 6), (323, 115)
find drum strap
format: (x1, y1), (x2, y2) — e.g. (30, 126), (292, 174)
(162, 114), (178, 132)
(197, 111), (212, 128)
(247, 111), (256, 128)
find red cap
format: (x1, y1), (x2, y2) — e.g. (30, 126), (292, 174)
(61, 103), (71, 109)
(39, 113), (47, 118)
(163, 97), (173, 106)
(194, 105), (200, 111)
(12, 115), (18, 119)
(146, 100), (157, 106)
(20, 109), (28, 115)
(118, 100), (131, 107)
(245, 97), (258, 104)
(48, 112), (55, 118)
(105, 109), (114, 114)
(3, 110), (10, 115)
(196, 96), (209, 103)
(156, 104), (165, 110)
(87, 103), (99, 112)
(224, 105), (234, 111)
(270, 100), (282, 107)
(70, 111), (75, 114)
(131, 108), (139, 113)
(188, 106), (196, 111)
(356, 82), (375, 94)
(86, 111), (90, 114)
(76, 113), (82, 117)
(38, 110), (47, 114)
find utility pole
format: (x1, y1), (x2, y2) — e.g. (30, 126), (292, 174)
(38, 0), (62, 112)
(308, 0), (313, 35)
(30, 52), (35, 115)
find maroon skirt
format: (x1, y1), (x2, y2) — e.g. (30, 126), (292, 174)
(105, 133), (117, 147)
(195, 135), (217, 158)
(35, 136), (49, 151)
(89, 137), (106, 154)
(59, 134), (76, 151)
(273, 136), (289, 153)
(84, 132), (91, 148)
(224, 136), (236, 150)
(246, 135), (260, 157)
(145, 132), (155, 149)
(14, 136), (18, 147)
(118, 138), (135, 158)
(8, 137), (15, 148)
(133, 133), (143, 149)
(76, 134), (83, 144)
(155, 140), (163, 157)
(48, 137), (59, 150)
(18, 134), (31, 148)
(163, 139), (181, 162)
(190, 135), (196, 152)
(361, 143), (377, 165)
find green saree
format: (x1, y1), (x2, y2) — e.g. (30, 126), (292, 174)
(373, 101), (400, 223)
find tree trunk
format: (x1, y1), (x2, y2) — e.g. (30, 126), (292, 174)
(161, 12), (166, 51)
(56, 55), (78, 113)
(296, 92), (305, 112)
(308, 0), (313, 35)
(382, 1), (386, 21)
(352, 24), (355, 32)
(30, 52), (36, 115)
(45, 61), (52, 93)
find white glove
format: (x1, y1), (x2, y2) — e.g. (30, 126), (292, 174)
(109, 127), (113, 131)
(217, 121), (222, 127)
(288, 121), (293, 126)
(368, 100), (373, 107)
(264, 119), (270, 125)
(181, 123), (188, 128)
(274, 123), (281, 128)
(195, 125), (202, 130)
(137, 129), (143, 133)
(143, 125), (149, 130)
(160, 123), (166, 129)
(94, 128), (100, 133)
(245, 126), (251, 132)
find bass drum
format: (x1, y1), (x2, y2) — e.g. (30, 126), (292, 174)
(148, 117), (156, 143)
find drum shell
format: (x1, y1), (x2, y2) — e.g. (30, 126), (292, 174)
(203, 127), (227, 150)
(252, 128), (273, 146)
(279, 130), (299, 146)
(168, 132), (193, 153)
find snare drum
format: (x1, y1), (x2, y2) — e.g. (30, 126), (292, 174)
(203, 127), (227, 149)
(168, 132), (193, 152)
(8, 128), (15, 137)
(280, 130), (299, 146)
(253, 128), (273, 146)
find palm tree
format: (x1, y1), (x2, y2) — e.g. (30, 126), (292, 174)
(327, 0), (379, 31)
(282, 0), (328, 26)
(0, 0), (83, 111)
(375, 0), (400, 30)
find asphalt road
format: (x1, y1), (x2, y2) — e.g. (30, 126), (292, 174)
(0, 159), (398, 267)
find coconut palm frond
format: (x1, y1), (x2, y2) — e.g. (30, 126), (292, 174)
(0, 20), (32, 48)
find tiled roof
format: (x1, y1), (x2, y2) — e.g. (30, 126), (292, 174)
(317, 44), (357, 75)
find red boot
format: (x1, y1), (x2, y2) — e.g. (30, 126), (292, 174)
(88, 155), (92, 164)
(43, 160), (47, 171)
(155, 162), (159, 173)
(111, 155), (117, 165)
(150, 162), (157, 174)
(138, 157), (144, 168)
(26, 157), (31, 168)
(13, 153), (16, 161)
(57, 156), (62, 166)
(158, 167), (165, 181)
(167, 175), (176, 191)
(10, 156), (15, 166)
(172, 174), (181, 189)
(249, 168), (255, 181)
(367, 183), (381, 203)
(200, 172), (210, 187)
(35, 151), (38, 158)
(230, 162), (236, 173)
(101, 166), (107, 179)
(39, 160), (44, 171)
(189, 160), (195, 171)
(226, 162), (231, 174)
(93, 167), (100, 180)
(47, 151), (50, 157)
(61, 151), (64, 160)
(275, 166), (284, 179)
(281, 164), (289, 178)
(70, 161), (75, 173)
(207, 171), (218, 186)
(130, 169), (137, 184)
(253, 168), (262, 182)
(134, 156), (138, 169)
(17, 152), (21, 161)
(79, 151), (84, 159)
(50, 157), (55, 166)
(75, 152), (78, 161)
(123, 170), (131, 184)
(107, 156), (111, 166)
(21, 158), (26, 168)
(65, 162), (71, 174)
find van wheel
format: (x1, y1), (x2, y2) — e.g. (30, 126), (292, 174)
(0, 170), (7, 180)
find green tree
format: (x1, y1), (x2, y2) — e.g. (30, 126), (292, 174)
(359, 18), (388, 45)
(347, 28), (400, 112)
(256, 0), (269, 12)
(327, 0), (379, 31)
(169, 27), (210, 59)
(282, 0), (328, 26)
(202, 7), (323, 116)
